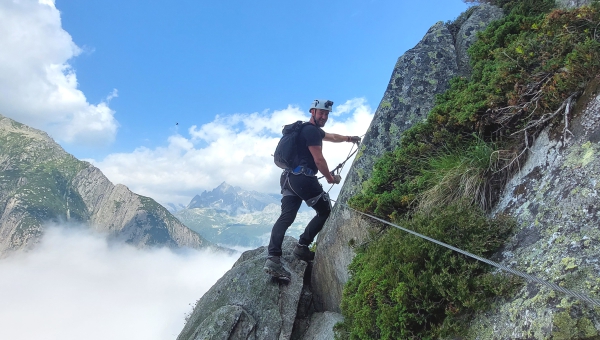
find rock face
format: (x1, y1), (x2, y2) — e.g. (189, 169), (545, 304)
(453, 4), (504, 77)
(178, 3), (600, 338)
(300, 312), (344, 340)
(0, 114), (212, 255)
(464, 79), (600, 338)
(177, 237), (315, 340)
(556, 0), (592, 8)
(72, 166), (205, 248)
(311, 4), (504, 313)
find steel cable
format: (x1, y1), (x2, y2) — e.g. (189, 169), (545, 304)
(332, 200), (600, 308)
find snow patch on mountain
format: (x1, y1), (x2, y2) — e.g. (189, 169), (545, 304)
(174, 185), (316, 248)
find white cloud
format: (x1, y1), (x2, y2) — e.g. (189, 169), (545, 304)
(0, 226), (238, 340)
(93, 99), (374, 206)
(0, 0), (118, 146)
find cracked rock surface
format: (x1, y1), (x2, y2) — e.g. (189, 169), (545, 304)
(177, 237), (308, 340)
(465, 79), (600, 339)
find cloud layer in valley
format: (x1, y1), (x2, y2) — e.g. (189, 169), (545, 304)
(0, 226), (238, 340)
(0, 0), (118, 146)
(93, 98), (374, 206)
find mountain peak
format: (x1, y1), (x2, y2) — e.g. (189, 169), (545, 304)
(216, 182), (236, 193)
(186, 183), (279, 215)
(217, 181), (231, 188)
(0, 114), (213, 254)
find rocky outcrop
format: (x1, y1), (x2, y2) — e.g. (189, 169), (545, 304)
(463, 78), (600, 338)
(177, 237), (324, 340)
(453, 4), (504, 77)
(311, 4), (505, 313)
(556, 0), (592, 8)
(0, 114), (212, 255)
(300, 312), (344, 340)
(71, 165), (206, 248)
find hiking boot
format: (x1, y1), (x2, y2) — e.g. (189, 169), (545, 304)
(264, 256), (291, 281)
(293, 243), (315, 262)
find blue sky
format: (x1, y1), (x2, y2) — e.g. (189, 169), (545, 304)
(0, 1), (474, 338)
(1, 0), (470, 206)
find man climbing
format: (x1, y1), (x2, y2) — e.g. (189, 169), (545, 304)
(264, 99), (361, 281)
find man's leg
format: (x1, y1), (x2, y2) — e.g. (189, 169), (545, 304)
(267, 195), (302, 256)
(293, 196), (331, 262)
(264, 195), (302, 281)
(298, 194), (331, 246)
(286, 174), (332, 261)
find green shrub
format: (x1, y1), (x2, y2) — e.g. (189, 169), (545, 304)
(349, 135), (497, 219)
(350, 3), (600, 219)
(341, 2), (600, 339)
(437, 2), (600, 137)
(336, 203), (517, 340)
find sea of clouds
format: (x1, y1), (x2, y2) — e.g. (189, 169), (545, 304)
(0, 226), (239, 340)
(0, 4), (369, 336)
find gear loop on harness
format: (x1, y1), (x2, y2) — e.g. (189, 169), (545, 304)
(305, 192), (325, 207)
(281, 169), (327, 208)
(282, 168), (330, 208)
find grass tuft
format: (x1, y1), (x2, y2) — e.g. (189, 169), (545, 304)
(417, 138), (497, 213)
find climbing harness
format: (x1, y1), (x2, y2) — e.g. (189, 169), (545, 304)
(332, 199), (600, 308)
(280, 168), (328, 208)
(291, 165), (315, 177)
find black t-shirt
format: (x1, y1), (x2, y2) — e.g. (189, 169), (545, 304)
(296, 123), (326, 173)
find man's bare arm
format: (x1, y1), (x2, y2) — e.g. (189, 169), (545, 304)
(323, 132), (347, 143)
(308, 145), (335, 183)
(323, 132), (360, 143)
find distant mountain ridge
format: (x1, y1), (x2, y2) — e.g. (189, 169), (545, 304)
(187, 182), (281, 215)
(175, 183), (313, 248)
(0, 114), (215, 256)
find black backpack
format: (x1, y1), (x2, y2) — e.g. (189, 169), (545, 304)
(273, 121), (311, 169)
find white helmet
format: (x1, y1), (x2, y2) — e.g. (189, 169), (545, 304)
(310, 99), (334, 112)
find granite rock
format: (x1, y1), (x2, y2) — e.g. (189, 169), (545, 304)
(177, 237), (307, 340)
(311, 4), (504, 313)
(463, 77), (600, 339)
